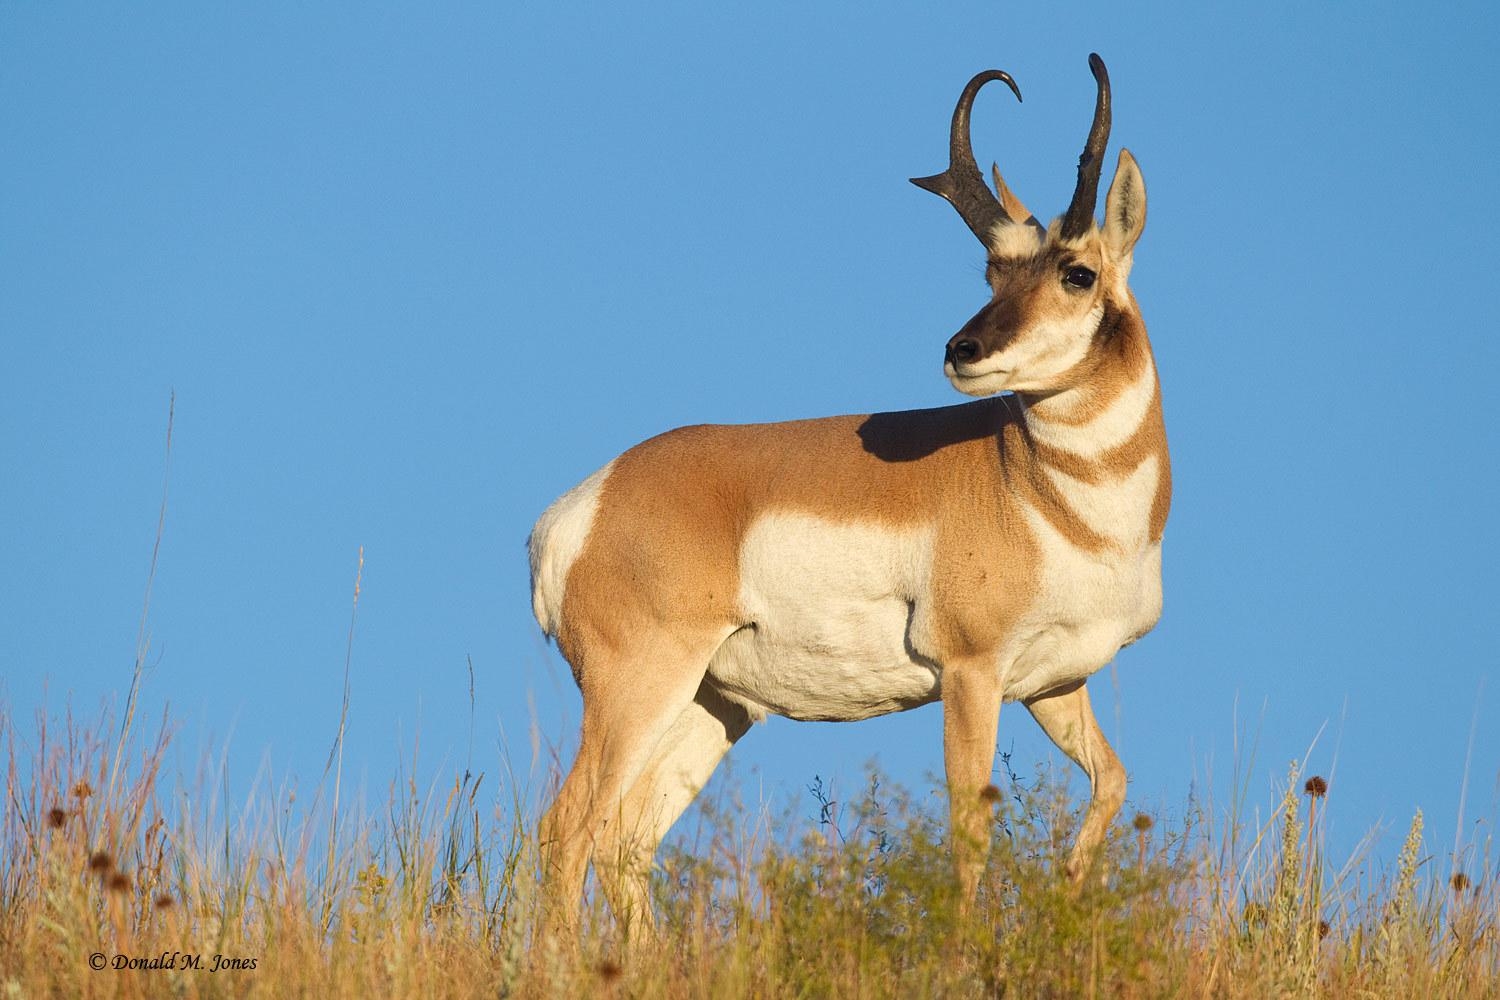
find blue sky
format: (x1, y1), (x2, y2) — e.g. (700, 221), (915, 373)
(4, 2), (1498, 873)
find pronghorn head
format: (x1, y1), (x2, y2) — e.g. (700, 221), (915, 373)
(913, 54), (1147, 398)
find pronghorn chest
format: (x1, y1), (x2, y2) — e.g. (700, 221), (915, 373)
(997, 534), (1163, 703)
(997, 455), (1165, 702)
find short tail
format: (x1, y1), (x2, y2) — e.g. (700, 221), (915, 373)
(527, 461), (614, 640)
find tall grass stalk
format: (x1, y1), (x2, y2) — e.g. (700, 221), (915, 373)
(108, 391), (173, 803)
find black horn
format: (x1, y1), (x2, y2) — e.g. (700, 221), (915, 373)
(911, 69), (1022, 245)
(1059, 53), (1112, 240)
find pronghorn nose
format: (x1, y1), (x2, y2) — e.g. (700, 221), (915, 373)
(947, 337), (981, 364)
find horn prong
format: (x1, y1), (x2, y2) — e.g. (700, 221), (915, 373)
(990, 162), (1043, 232)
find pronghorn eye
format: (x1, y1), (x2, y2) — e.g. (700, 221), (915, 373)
(1063, 266), (1096, 290)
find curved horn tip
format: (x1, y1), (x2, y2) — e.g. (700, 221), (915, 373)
(956, 68), (1023, 105)
(989, 70), (1023, 104)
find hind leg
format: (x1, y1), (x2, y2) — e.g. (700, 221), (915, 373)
(1024, 679), (1126, 882)
(593, 680), (753, 936)
(537, 633), (725, 935)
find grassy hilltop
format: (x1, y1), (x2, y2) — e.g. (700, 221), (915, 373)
(2, 704), (1496, 999)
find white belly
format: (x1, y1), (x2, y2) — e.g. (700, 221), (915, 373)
(706, 513), (940, 722)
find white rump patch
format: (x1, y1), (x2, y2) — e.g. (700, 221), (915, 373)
(528, 460), (614, 636)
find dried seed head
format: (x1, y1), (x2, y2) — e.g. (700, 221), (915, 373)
(597, 960), (623, 982)
(1132, 812), (1154, 832)
(1452, 872), (1472, 894)
(1243, 902), (1268, 927)
(88, 851), (115, 875)
(1304, 776), (1328, 798)
(155, 894), (175, 910)
(72, 781), (93, 800)
(1317, 920), (1331, 940)
(979, 784), (1002, 804)
(107, 872), (133, 894)
(46, 807), (68, 829)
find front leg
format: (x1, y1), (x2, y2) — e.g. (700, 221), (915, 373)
(941, 657), (1003, 911)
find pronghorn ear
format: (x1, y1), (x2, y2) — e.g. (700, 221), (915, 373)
(1103, 149), (1146, 258)
(991, 164), (1041, 227)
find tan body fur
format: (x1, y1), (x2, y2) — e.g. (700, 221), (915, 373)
(529, 60), (1167, 934)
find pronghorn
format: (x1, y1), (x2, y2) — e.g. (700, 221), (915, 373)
(529, 53), (1167, 930)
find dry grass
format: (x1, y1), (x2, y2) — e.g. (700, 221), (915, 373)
(2, 702), (1497, 999)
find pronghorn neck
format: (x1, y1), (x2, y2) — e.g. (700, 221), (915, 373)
(1015, 308), (1159, 462)
(1002, 306), (1170, 552)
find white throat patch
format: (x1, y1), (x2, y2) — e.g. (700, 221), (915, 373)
(1026, 355), (1158, 454)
